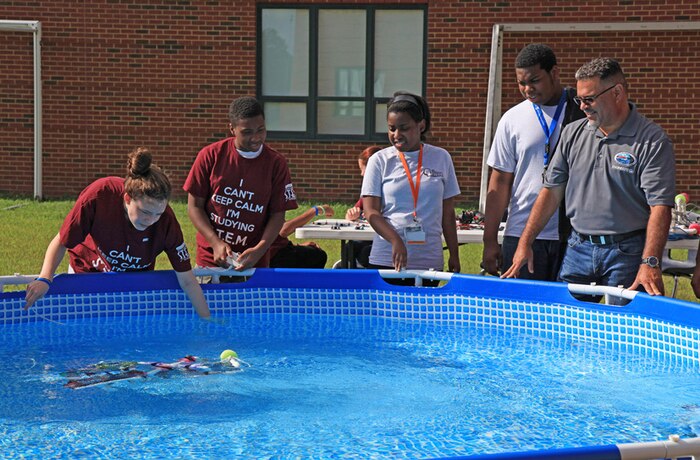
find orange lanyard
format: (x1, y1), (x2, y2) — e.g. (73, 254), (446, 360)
(398, 144), (423, 219)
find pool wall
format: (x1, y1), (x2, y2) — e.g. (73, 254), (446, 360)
(2, 269), (700, 367)
(3, 269), (700, 459)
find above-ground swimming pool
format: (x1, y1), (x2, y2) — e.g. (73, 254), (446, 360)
(2, 269), (700, 459)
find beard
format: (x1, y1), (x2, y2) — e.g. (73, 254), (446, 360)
(585, 111), (600, 129)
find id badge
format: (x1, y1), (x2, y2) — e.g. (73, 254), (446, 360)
(405, 222), (426, 245)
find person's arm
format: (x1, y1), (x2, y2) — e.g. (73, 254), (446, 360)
(363, 195), (406, 271)
(627, 205), (672, 296)
(692, 242), (700, 299)
(442, 197), (460, 273)
(174, 270), (211, 319)
(482, 169), (513, 275)
(187, 193), (231, 266)
(236, 210), (286, 270)
(24, 233), (67, 310)
(278, 205), (334, 238)
(501, 185), (564, 278)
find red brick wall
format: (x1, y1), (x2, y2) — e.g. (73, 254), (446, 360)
(1, 1), (698, 205)
(0, 30), (34, 193)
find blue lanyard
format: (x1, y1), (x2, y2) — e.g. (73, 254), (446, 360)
(532, 88), (567, 167)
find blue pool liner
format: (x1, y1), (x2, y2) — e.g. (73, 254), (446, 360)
(2, 268), (700, 460)
(2, 268), (699, 327)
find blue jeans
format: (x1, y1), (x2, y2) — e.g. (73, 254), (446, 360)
(501, 236), (561, 281)
(558, 230), (645, 303)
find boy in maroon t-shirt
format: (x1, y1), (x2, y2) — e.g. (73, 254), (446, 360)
(184, 97), (298, 271)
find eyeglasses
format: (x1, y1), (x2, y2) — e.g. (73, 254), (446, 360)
(573, 84), (617, 106)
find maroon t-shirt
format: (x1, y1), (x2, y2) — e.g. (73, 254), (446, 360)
(269, 234), (291, 259)
(59, 177), (192, 273)
(183, 139), (298, 267)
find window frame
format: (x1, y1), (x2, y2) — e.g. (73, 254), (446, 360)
(256, 3), (428, 142)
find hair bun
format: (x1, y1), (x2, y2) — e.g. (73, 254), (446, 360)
(126, 147), (152, 177)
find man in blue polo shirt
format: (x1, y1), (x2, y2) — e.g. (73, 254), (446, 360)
(502, 57), (675, 300)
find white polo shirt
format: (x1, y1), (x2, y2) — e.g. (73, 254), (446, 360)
(361, 144), (461, 270)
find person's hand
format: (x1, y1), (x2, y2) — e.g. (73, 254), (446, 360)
(235, 246), (266, 271)
(447, 253), (461, 273)
(211, 239), (233, 267)
(391, 240), (407, 271)
(345, 207), (362, 221)
(627, 265), (664, 296)
(320, 205), (334, 217)
(202, 316), (227, 326)
(501, 245), (533, 278)
(299, 241), (320, 248)
(24, 279), (50, 310)
(481, 241), (502, 276)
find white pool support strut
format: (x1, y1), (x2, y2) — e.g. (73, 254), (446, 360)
(618, 434), (700, 459)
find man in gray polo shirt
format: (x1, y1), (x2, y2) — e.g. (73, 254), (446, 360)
(502, 57), (675, 299)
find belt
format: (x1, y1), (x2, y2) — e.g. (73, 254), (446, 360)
(576, 229), (646, 245)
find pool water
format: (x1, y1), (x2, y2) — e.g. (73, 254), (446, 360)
(2, 313), (700, 458)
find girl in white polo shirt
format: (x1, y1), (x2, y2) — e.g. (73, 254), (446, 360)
(361, 91), (461, 285)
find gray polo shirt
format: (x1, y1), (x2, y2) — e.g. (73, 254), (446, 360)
(544, 104), (675, 235)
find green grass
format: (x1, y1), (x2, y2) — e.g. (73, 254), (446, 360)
(0, 196), (697, 302)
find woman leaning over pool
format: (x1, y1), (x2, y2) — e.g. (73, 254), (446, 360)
(23, 147), (211, 318)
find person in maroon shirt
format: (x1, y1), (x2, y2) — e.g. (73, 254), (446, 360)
(344, 145), (382, 267)
(344, 145), (383, 222)
(269, 204), (334, 268)
(184, 97), (298, 271)
(24, 148), (211, 319)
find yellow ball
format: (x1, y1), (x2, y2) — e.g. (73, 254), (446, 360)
(220, 349), (238, 362)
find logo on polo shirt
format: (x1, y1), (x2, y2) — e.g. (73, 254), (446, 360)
(614, 152), (636, 166)
(422, 168), (443, 178)
(612, 152), (637, 174)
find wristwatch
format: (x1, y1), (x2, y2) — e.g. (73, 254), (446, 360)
(641, 256), (660, 268)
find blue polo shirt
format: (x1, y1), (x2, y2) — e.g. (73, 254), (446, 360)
(544, 104), (675, 235)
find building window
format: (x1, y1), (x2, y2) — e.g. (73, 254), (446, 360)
(258, 5), (426, 140)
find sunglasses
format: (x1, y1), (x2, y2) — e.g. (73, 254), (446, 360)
(573, 84), (617, 106)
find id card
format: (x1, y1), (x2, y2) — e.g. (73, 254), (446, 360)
(404, 223), (426, 245)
